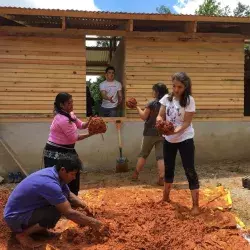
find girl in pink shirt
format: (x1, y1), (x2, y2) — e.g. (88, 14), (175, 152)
(43, 92), (94, 195)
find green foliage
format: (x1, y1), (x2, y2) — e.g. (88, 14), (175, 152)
(195, 0), (250, 17)
(156, 5), (171, 14)
(88, 76), (105, 102)
(88, 76), (106, 115)
(233, 2), (250, 17)
(195, 0), (230, 16)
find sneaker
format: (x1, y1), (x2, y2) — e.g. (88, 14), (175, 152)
(242, 176), (250, 189)
(8, 172), (15, 183)
(247, 178), (250, 190)
(15, 172), (23, 183)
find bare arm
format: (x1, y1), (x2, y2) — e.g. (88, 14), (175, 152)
(68, 192), (87, 208)
(77, 132), (92, 141)
(56, 201), (101, 230)
(81, 122), (89, 130)
(174, 112), (194, 134)
(101, 90), (114, 103)
(156, 105), (166, 122)
(136, 107), (150, 121)
(81, 116), (92, 130)
(118, 90), (123, 105)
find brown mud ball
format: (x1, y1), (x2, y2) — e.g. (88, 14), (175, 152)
(155, 120), (174, 135)
(126, 97), (137, 109)
(88, 117), (107, 135)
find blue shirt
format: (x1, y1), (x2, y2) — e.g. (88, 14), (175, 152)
(4, 167), (70, 232)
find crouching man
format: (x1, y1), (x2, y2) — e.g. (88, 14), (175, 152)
(4, 158), (107, 248)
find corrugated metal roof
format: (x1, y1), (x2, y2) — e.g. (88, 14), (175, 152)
(0, 6), (249, 18)
(86, 50), (109, 63)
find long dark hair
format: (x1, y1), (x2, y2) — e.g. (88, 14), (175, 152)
(152, 82), (168, 100)
(168, 72), (192, 107)
(54, 92), (76, 122)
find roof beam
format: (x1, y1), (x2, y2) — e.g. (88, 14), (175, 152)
(0, 7), (250, 23)
(0, 14), (30, 27)
(86, 37), (122, 41)
(86, 72), (105, 75)
(126, 19), (133, 32)
(0, 26), (126, 37)
(87, 61), (109, 66)
(0, 26), (247, 40)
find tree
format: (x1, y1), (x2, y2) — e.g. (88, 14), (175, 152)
(195, 0), (250, 17)
(88, 76), (106, 115)
(156, 5), (171, 14)
(233, 2), (250, 17)
(195, 0), (230, 16)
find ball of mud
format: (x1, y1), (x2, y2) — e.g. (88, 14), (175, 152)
(88, 117), (107, 135)
(155, 120), (174, 135)
(126, 97), (137, 109)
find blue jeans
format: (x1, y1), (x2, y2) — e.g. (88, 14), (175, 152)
(100, 107), (118, 117)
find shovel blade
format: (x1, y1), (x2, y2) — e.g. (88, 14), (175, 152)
(116, 158), (128, 173)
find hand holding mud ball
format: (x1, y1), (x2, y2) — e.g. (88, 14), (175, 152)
(131, 83), (168, 186)
(43, 92), (107, 196)
(157, 72), (200, 215)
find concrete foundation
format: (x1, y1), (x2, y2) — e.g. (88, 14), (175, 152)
(0, 121), (250, 177)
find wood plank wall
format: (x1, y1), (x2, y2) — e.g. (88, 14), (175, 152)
(125, 35), (245, 120)
(0, 36), (86, 118)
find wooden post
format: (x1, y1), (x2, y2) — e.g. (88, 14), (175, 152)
(126, 19), (133, 32)
(109, 37), (113, 63)
(113, 36), (117, 51)
(62, 16), (66, 30)
(185, 21), (197, 33)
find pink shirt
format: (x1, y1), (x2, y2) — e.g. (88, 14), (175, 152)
(48, 113), (83, 145)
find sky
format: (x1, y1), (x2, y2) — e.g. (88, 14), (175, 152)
(1, 0), (250, 14)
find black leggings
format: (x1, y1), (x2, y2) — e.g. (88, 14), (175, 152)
(163, 138), (199, 190)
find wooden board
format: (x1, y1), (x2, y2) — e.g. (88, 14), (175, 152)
(125, 36), (245, 119)
(0, 36), (86, 116)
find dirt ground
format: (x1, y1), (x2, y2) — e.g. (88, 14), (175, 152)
(0, 160), (250, 250)
(81, 160), (250, 228)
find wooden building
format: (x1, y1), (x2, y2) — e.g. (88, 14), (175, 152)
(0, 7), (249, 123)
(1, 7), (250, 175)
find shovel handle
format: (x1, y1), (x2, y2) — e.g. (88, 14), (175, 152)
(116, 121), (122, 148)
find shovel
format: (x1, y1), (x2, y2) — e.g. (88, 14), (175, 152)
(115, 120), (128, 173)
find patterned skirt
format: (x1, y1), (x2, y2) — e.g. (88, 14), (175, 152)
(43, 141), (82, 196)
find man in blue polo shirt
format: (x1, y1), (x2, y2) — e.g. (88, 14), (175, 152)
(4, 158), (107, 248)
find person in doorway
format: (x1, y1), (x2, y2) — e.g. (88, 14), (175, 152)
(43, 92), (96, 196)
(157, 72), (200, 215)
(132, 83), (168, 186)
(4, 159), (108, 249)
(99, 66), (122, 117)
